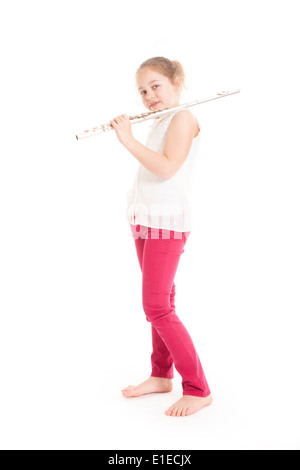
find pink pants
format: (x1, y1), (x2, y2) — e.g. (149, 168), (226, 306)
(130, 224), (211, 398)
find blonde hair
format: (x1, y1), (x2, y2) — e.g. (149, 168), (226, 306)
(136, 56), (186, 95)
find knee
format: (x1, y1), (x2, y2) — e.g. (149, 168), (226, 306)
(142, 300), (172, 323)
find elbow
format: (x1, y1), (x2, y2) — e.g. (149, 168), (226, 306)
(161, 171), (172, 181)
(163, 167), (176, 180)
(161, 171), (169, 181)
(163, 172), (172, 181)
(161, 155), (174, 180)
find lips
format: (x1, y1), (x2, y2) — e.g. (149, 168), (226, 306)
(150, 101), (160, 108)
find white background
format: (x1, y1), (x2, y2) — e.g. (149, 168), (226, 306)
(0, 0), (299, 450)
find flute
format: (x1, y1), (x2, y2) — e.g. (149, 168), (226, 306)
(75, 89), (240, 140)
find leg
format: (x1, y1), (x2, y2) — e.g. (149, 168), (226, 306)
(151, 324), (174, 379)
(141, 231), (211, 414)
(132, 225), (174, 379)
(121, 225), (173, 397)
(150, 281), (176, 379)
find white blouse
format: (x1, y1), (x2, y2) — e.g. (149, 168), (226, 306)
(125, 109), (201, 232)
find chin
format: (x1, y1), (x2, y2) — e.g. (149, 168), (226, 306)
(155, 105), (166, 111)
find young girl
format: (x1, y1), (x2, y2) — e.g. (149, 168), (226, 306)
(110, 57), (212, 417)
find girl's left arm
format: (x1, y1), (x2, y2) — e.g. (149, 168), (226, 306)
(110, 114), (170, 180)
(110, 111), (196, 180)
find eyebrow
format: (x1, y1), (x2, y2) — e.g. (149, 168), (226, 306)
(138, 80), (160, 91)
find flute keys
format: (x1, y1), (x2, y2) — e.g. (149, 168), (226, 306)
(102, 124), (112, 132)
(76, 90), (240, 140)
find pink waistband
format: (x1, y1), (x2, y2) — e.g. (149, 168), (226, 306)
(130, 224), (190, 240)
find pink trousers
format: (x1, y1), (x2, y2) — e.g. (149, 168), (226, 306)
(130, 224), (211, 398)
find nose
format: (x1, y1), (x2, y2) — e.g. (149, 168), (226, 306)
(147, 92), (155, 101)
(147, 98), (155, 104)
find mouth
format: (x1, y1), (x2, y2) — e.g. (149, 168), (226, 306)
(150, 101), (160, 108)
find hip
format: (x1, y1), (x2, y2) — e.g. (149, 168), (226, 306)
(130, 223), (190, 240)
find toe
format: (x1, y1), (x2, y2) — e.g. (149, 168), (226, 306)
(176, 408), (183, 417)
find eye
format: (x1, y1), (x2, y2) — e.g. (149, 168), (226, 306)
(140, 85), (159, 95)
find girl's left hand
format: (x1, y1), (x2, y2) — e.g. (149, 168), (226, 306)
(110, 114), (134, 147)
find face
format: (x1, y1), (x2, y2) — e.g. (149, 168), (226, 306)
(136, 67), (181, 111)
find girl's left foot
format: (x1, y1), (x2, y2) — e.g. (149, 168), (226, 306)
(122, 376), (173, 397)
(165, 394), (213, 417)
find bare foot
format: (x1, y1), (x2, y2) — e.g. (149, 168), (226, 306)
(165, 394), (213, 417)
(122, 376), (173, 397)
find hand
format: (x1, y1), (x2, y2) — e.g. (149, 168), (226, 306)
(110, 114), (134, 147)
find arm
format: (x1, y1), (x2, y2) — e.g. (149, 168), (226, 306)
(110, 110), (198, 180)
(110, 114), (170, 180)
(162, 110), (198, 179)
(123, 138), (171, 180)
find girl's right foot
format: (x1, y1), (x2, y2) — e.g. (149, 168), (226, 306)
(165, 394), (213, 417)
(122, 376), (173, 397)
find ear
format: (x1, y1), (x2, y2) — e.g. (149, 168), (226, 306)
(174, 76), (182, 93)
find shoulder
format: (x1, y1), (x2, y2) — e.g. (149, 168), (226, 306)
(170, 109), (195, 124)
(168, 109), (199, 137)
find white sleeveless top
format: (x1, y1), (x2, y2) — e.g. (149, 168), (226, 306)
(125, 109), (201, 232)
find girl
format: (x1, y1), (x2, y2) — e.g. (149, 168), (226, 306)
(110, 57), (212, 417)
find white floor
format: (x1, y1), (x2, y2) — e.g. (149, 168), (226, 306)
(1, 214), (299, 450)
(1, 296), (299, 450)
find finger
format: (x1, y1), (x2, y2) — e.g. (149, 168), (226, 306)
(111, 117), (121, 126)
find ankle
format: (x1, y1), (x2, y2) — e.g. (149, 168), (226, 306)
(151, 375), (173, 381)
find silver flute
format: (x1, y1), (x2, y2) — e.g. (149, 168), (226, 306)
(75, 89), (240, 140)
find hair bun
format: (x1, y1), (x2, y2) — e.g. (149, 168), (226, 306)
(136, 56), (186, 92)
